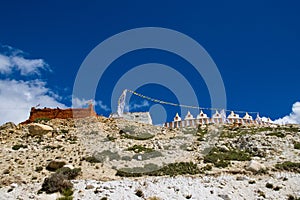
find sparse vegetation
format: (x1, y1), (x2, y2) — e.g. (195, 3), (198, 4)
(201, 164), (212, 171)
(203, 147), (251, 168)
(266, 132), (285, 138)
(84, 156), (101, 163)
(61, 188), (74, 196)
(294, 142), (300, 150)
(107, 134), (117, 141)
(135, 189), (144, 198)
(40, 167), (81, 195)
(197, 126), (207, 141)
(61, 129), (69, 134)
(266, 182), (273, 189)
(66, 136), (77, 144)
(34, 117), (50, 123)
(35, 166), (43, 172)
(127, 145), (154, 153)
(56, 167), (81, 179)
(43, 145), (62, 150)
(12, 144), (27, 150)
(275, 161), (300, 173)
(40, 173), (73, 194)
(287, 195), (300, 200)
(116, 162), (201, 177)
(123, 132), (154, 140)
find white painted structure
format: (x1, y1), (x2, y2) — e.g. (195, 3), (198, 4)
(164, 111), (272, 128)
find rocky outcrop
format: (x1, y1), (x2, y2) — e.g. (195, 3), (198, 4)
(28, 123), (53, 136)
(246, 160), (266, 173)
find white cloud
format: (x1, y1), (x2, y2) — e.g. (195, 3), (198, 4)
(97, 100), (110, 111)
(0, 54), (12, 74)
(0, 45), (48, 76)
(11, 56), (47, 75)
(274, 102), (300, 125)
(0, 44), (64, 125)
(124, 100), (150, 112)
(0, 79), (65, 125)
(72, 97), (110, 111)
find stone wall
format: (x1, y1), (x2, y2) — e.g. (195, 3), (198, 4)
(22, 104), (97, 123)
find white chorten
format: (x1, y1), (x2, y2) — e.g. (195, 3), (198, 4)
(197, 110), (208, 119)
(255, 113), (262, 122)
(185, 111), (194, 120)
(227, 111), (240, 119)
(212, 110), (221, 118)
(243, 112), (253, 120)
(174, 113), (181, 121)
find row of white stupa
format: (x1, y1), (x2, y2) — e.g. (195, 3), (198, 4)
(164, 110), (272, 128)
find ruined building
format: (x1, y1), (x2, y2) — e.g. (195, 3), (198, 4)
(22, 103), (97, 124)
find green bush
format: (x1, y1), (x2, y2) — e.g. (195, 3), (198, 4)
(40, 173), (73, 194)
(266, 132), (285, 138)
(40, 167), (81, 195)
(135, 189), (144, 198)
(275, 161), (300, 173)
(34, 117), (50, 123)
(203, 147), (251, 168)
(61, 188), (73, 196)
(287, 195), (300, 200)
(84, 156), (101, 163)
(116, 162), (201, 177)
(56, 167), (81, 179)
(294, 142), (300, 150)
(123, 132), (154, 140)
(12, 144), (27, 150)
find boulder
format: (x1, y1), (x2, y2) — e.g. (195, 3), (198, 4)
(246, 160), (266, 173)
(46, 160), (66, 171)
(28, 123), (53, 136)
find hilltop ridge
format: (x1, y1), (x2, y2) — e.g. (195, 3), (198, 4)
(0, 116), (300, 199)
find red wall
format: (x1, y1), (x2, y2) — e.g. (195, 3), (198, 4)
(22, 104), (97, 123)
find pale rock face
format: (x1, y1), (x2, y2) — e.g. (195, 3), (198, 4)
(119, 112), (153, 125)
(28, 123), (53, 136)
(246, 160), (266, 173)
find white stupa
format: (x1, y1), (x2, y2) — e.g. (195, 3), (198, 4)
(227, 111), (239, 119)
(197, 110), (208, 119)
(173, 113), (181, 121)
(243, 112), (253, 120)
(185, 111), (194, 120)
(212, 110), (221, 119)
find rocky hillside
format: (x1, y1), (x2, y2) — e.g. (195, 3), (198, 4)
(0, 116), (300, 199)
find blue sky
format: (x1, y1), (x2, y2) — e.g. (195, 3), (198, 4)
(0, 1), (299, 124)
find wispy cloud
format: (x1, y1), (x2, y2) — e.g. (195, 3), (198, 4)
(72, 97), (110, 111)
(274, 102), (300, 125)
(124, 100), (150, 112)
(0, 45), (48, 76)
(0, 79), (65, 124)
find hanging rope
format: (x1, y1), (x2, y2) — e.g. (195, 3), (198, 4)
(119, 89), (259, 115)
